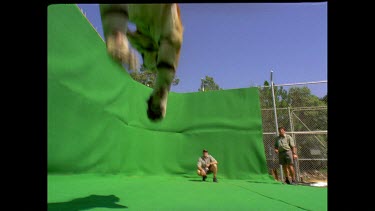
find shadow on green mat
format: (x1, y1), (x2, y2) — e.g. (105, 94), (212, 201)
(48, 194), (128, 210)
(188, 179), (203, 182)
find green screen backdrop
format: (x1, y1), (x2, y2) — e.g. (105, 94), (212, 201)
(48, 4), (271, 181)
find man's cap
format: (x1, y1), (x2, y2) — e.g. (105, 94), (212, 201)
(203, 149), (208, 152)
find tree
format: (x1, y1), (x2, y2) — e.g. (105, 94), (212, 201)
(320, 94), (327, 105)
(127, 65), (180, 88)
(258, 81), (289, 109)
(198, 76), (222, 91)
(287, 86), (327, 131)
(258, 82), (327, 131)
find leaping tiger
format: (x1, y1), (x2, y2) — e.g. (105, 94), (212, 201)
(100, 4), (184, 121)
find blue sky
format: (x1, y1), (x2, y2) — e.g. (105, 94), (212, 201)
(77, 3), (327, 97)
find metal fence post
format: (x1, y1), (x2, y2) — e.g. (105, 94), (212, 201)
(270, 70), (282, 181)
(289, 106), (300, 182)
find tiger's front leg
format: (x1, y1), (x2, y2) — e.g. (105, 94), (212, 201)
(147, 34), (182, 121)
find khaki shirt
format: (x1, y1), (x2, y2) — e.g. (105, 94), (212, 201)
(197, 155), (217, 168)
(274, 134), (295, 152)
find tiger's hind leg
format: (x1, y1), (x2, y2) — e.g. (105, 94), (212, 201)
(99, 4), (139, 71)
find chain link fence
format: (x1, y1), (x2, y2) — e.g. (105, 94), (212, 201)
(258, 79), (327, 183)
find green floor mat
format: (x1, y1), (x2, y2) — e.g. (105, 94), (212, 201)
(48, 174), (327, 211)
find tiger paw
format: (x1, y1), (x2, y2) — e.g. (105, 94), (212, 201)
(147, 94), (167, 121)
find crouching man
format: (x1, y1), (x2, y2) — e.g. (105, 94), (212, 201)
(197, 149), (218, 182)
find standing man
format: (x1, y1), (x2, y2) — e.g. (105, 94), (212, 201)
(274, 126), (298, 184)
(197, 149), (218, 182)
